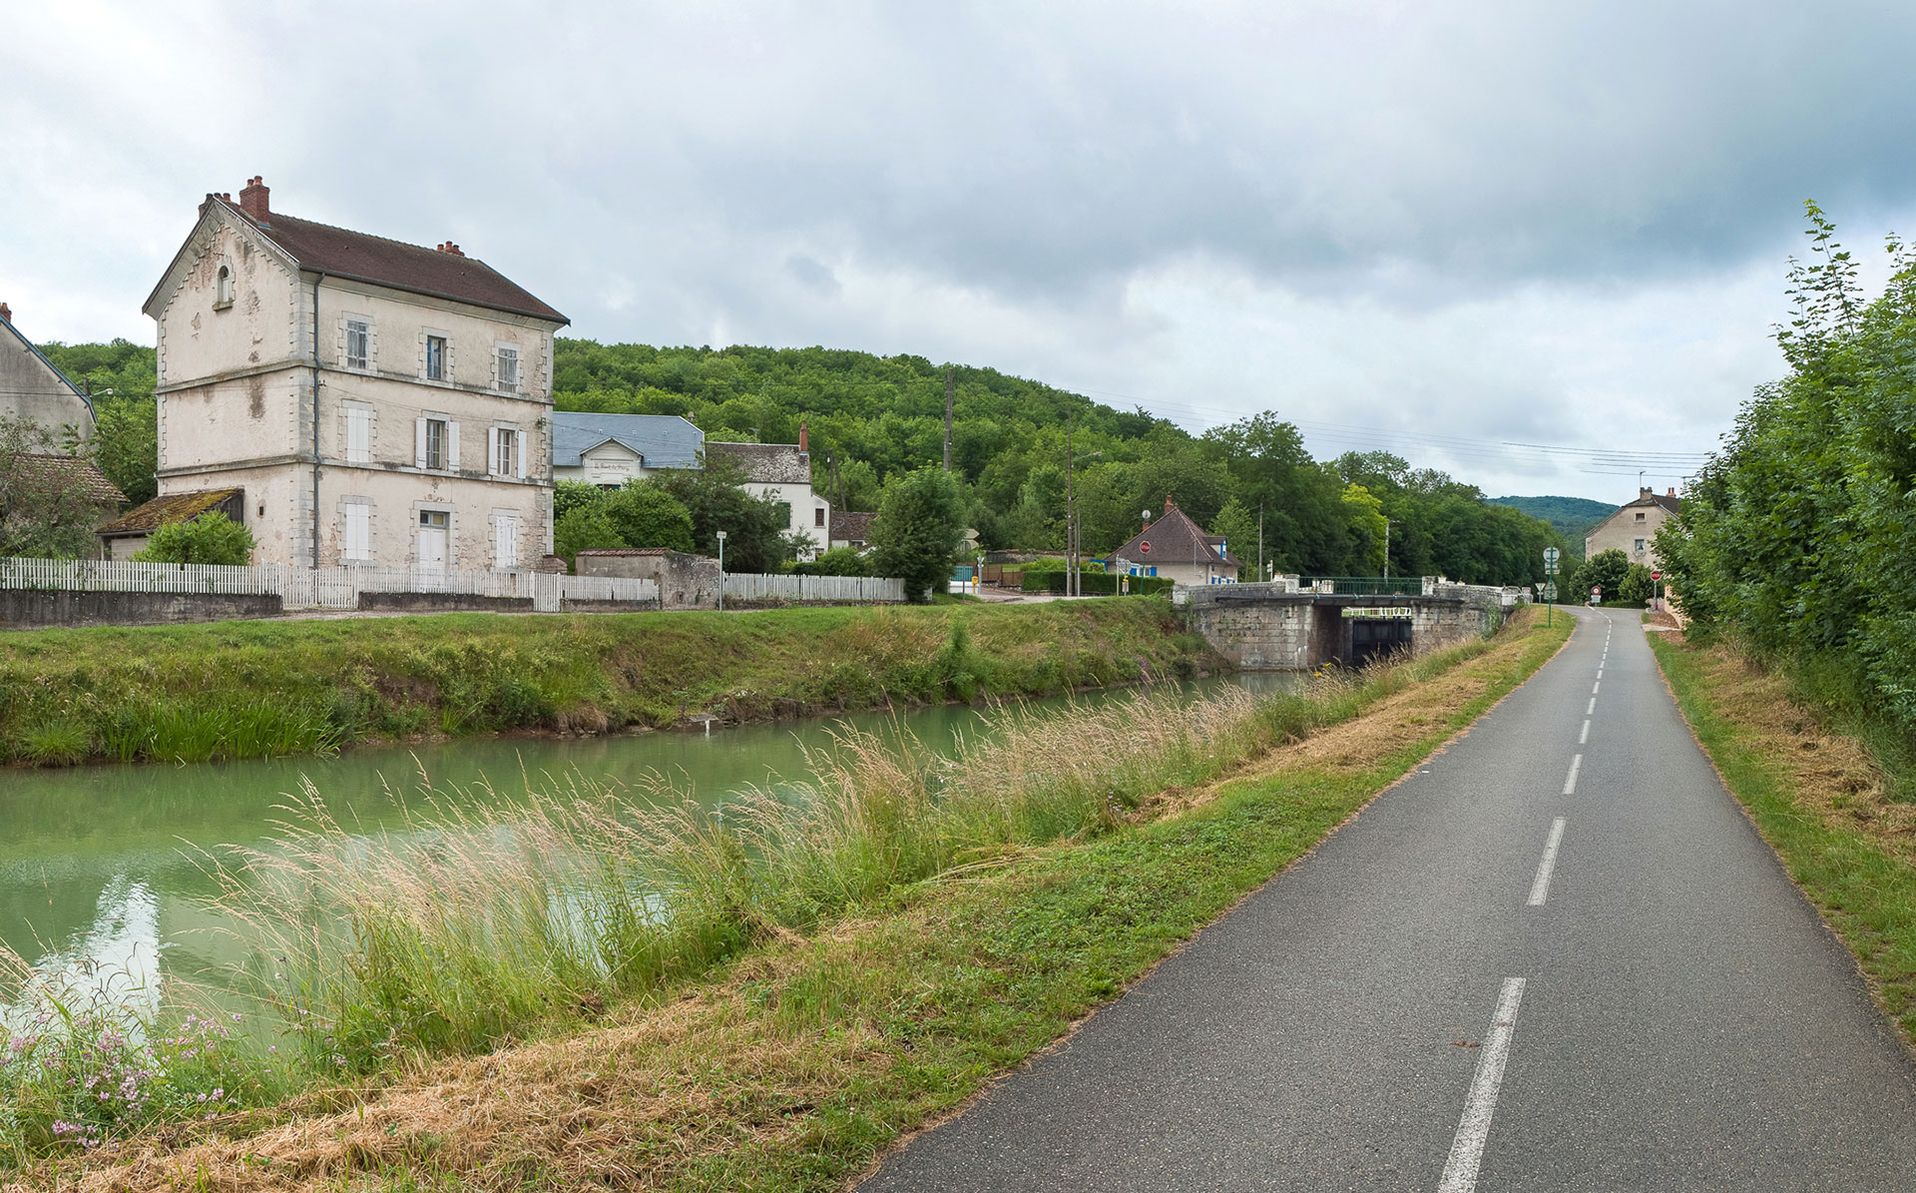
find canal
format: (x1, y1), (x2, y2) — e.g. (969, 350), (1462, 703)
(1, 675), (1289, 1025)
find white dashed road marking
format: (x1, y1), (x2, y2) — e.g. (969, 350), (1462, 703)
(1562, 753), (1583, 796)
(1438, 978), (1528, 1193)
(1578, 720), (1590, 745)
(1526, 818), (1567, 907)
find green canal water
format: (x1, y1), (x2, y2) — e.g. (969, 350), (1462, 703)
(0, 675), (1291, 1025)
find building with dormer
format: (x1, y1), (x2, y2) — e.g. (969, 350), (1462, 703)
(127, 177), (567, 570)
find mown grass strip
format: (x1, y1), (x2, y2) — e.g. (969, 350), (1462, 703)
(0, 600), (1215, 768)
(1649, 630), (1916, 1043)
(24, 610), (1568, 1192)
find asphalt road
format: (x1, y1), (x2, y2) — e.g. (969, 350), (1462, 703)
(861, 607), (1916, 1191)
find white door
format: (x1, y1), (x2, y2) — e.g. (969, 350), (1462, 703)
(493, 514), (519, 570)
(417, 510), (448, 578)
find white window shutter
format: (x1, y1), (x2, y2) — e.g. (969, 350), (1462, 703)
(515, 427), (527, 479)
(414, 417), (427, 469)
(487, 426), (501, 476)
(447, 421), (461, 471)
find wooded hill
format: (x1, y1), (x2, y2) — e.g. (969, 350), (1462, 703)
(39, 338), (1566, 584)
(1488, 495), (1616, 559)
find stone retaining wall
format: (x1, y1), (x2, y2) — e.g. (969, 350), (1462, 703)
(0, 589), (284, 628)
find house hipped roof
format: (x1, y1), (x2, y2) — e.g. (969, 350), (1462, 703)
(706, 441), (811, 485)
(551, 412), (705, 470)
(8, 454), (125, 506)
(99, 488), (240, 536)
(150, 196), (568, 324)
(1113, 499), (1243, 569)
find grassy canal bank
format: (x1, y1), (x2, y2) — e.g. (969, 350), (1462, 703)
(1650, 627), (1916, 1048)
(1, 607), (1570, 1190)
(0, 599), (1217, 767)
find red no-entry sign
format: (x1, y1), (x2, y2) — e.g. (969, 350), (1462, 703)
(1651, 570), (1662, 581)
(1139, 540), (1152, 554)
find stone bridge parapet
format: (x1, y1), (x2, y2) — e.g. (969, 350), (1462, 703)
(1181, 579), (1523, 670)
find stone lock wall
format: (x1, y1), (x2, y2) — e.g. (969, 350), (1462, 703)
(1183, 584), (1498, 670)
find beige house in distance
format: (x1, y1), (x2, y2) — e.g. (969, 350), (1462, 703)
(706, 427), (830, 560)
(130, 177), (566, 570)
(1111, 497), (1242, 587)
(1584, 486), (1681, 573)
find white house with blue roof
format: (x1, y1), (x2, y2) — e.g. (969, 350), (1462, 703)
(551, 412), (831, 559)
(550, 412), (705, 488)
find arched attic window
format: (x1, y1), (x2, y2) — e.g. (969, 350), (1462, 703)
(214, 264), (235, 310)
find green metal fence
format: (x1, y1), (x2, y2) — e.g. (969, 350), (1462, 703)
(1297, 576), (1428, 596)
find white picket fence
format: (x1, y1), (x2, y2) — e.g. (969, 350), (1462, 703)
(0, 557), (282, 596)
(722, 572), (906, 603)
(0, 557), (902, 614)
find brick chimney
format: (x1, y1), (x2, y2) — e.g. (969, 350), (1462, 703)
(798, 422), (809, 453)
(1667, 486), (1677, 498)
(238, 176), (270, 222)
(1638, 486), (1653, 501)
(0, 301), (10, 325)
(435, 242), (465, 257)
(1164, 494), (1177, 513)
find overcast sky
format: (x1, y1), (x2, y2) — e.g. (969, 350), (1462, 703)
(6, 1), (1914, 500)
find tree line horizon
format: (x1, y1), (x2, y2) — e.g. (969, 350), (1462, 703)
(37, 337), (1575, 585)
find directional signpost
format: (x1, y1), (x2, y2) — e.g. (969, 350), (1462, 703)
(1542, 547), (1560, 626)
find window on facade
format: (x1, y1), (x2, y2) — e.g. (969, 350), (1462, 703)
(1635, 511), (1646, 522)
(814, 507), (826, 528)
(495, 345), (520, 392)
(345, 406), (371, 464)
(215, 266), (234, 309)
(493, 427), (519, 477)
(343, 502), (371, 561)
(493, 513), (520, 570)
(346, 319), (371, 370)
(1634, 538), (1646, 553)
(425, 418), (448, 471)
(426, 335), (447, 381)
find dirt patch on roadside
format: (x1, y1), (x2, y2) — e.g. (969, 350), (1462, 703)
(1674, 640), (1916, 859)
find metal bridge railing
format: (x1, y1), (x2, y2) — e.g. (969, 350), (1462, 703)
(1297, 576), (1429, 596)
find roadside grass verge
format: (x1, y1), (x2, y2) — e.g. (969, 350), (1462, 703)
(0, 600), (1215, 768)
(5, 608), (1569, 1191)
(1649, 630), (1916, 1043)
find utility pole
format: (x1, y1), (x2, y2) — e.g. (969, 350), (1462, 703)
(943, 368), (954, 473)
(1384, 518), (1391, 581)
(1257, 503), (1264, 584)
(1064, 419), (1076, 598)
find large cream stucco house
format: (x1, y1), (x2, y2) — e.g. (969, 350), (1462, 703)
(1584, 486), (1681, 573)
(120, 177), (567, 570)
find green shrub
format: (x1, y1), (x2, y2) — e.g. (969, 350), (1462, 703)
(132, 511), (255, 566)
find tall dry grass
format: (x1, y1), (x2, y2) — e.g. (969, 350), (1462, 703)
(209, 678), (1336, 1071)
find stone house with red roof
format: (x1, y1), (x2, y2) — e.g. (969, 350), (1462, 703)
(132, 176), (566, 571)
(1111, 497), (1242, 588)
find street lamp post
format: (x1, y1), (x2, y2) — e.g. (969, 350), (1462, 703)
(715, 530), (727, 611)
